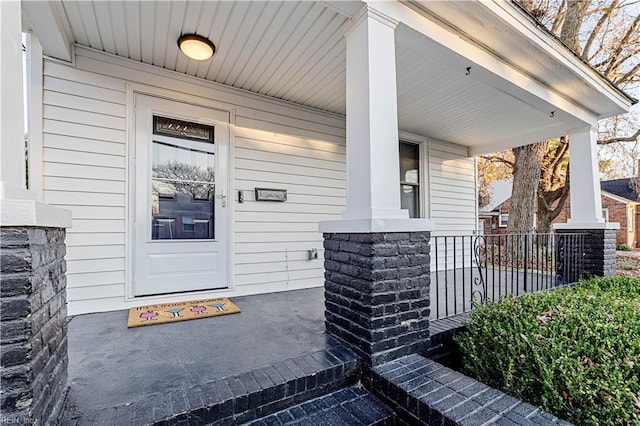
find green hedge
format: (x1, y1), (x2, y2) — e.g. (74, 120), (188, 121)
(455, 276), (640, 425)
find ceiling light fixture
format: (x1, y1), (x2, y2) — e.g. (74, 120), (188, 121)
(177, 34), (215, 61)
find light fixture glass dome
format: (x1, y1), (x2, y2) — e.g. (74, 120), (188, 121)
(178, 34), (215, 61)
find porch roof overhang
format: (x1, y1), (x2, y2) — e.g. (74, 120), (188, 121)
(22, 0), (635, 156)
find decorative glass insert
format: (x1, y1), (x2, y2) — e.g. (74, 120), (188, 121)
(151, 116), (216, 240)
(399, 142), (420, 218)
(154, 116), (213, 142)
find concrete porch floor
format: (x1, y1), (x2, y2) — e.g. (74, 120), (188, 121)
(64, 287), (331, 414)
(63, 286), (465, 424)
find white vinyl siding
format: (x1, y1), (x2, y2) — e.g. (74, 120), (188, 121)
(234, 130), (345, 290)
(41, 47), (346, 315)
(42, 58), (127, 314)
(428, 140), (477, 233)
(428, 140), (478, 270)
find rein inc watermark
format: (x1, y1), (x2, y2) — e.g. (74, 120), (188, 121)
(0, 416), (37, 425)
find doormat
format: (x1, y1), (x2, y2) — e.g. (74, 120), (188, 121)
(127, 297), (240, 328)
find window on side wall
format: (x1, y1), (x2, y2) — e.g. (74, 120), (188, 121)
(499, 213), (508, 228)
(399, 142), (420, 218)
(602, 208), (609, 222)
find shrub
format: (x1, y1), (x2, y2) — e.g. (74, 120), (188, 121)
(455, 276), (640, 426)
(617, 243), (631, 251)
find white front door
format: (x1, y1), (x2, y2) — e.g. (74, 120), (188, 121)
(132, 94), (229, 296)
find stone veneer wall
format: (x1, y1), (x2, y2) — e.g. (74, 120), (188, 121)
(323, 232), (431, 367)
(555, 228), (616, 277)
(1, 227), (68, 424)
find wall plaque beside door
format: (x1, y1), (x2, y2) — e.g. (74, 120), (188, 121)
(255, 188), (287, 202)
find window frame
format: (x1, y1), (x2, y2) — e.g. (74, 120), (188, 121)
(399, 139), (424, 219)
(498, 213), (509, 228)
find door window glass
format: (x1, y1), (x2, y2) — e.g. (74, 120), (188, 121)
(151, 116), (215, 240)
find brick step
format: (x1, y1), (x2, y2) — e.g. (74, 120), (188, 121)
(245, 386), (395, 426)
(371, 354), (571, 425)
(56, 346), (360, 425)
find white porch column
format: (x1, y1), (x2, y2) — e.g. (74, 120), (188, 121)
(1, 0), (26, 192)
(320, 6), (433, 233)
(559, 126), (614, 228)
(555, 126), (618, 277)
(567, 127), (603, 225)
(0, 0), (71, 227)
(343, 6), (403, 221)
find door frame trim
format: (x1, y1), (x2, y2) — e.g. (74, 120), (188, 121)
(125, 83), (236, 301)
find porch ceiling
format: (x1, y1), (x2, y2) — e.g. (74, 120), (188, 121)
(23, 0), (632, 154)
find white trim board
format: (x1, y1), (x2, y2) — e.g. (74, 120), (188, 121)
(602, 190), (639, 206)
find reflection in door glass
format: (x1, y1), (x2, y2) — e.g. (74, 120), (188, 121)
(151, 116), (215, 240)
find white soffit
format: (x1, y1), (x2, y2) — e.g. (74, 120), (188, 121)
(59, 0), (348, 114)
(395, 42), (570, 149)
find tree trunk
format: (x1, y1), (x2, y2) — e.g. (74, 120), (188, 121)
(507, 0), (591, 233)
(508, 142), (547, 233)
(560, 0), (590, 52)
(537, 180), (570, 233)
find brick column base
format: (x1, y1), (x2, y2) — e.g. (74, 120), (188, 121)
(323, 232), (431, 367)
(1, 227), (68, 425)
(556, 228), (616, 277)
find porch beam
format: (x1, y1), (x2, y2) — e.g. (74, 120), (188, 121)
(21, 0), (73, 62)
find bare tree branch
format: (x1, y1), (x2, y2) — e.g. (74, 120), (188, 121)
(548, 137), (569, 174)
(481, 155), (515, 168)
(604, 13), (640, 75)
(613, 62), (640, 86)
(551, 0), (566, 33)
(583, 0), (618, 59)
(549, 180), (571, 218)
(598, 129), (640, 145)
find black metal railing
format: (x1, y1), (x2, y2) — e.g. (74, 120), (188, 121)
(430, 233), (585, 320)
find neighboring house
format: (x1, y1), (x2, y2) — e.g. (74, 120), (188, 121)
(556, 177), (639, 247)
(602, 178), (639, 247)
(480, 176), (639, 247)
(478, 178), (513, 235)
(3, 0), (634, 317)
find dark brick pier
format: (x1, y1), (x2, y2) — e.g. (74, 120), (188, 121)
(556, 228), (616, 277)
(1, 227), (69, 425)
(323, 232), (431, 367)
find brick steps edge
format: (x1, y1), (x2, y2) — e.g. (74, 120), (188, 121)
(244, 385), (395, 426)
(370, 354), (573, 426)
(56, 346), (360, 425)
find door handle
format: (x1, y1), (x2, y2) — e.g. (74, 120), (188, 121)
(218, 190), (226, 208)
